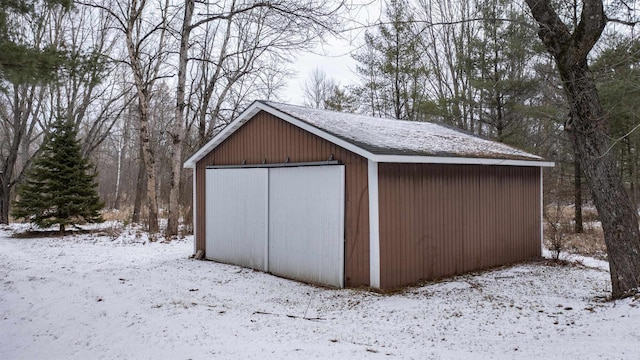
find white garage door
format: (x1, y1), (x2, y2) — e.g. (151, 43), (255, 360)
(268, 166), (345, 287)
(205, 165), (345, 287)
(205, 168), (268, 271)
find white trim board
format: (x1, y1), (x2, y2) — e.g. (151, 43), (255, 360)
(540, 167), (545, 254)
(368, 160), (381, 288)
(192, 167), (197, 255)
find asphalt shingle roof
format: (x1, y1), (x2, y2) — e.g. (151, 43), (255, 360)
(262, 101), (542, 161)
(184, 101), (551, 168)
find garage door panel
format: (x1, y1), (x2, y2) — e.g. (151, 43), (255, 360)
(268, 166), (345, 287)
(205, 168), (267, 270)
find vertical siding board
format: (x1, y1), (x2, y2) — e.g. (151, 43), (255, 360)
(378, 167), (387, 287)
(444, 166), (453, 276)
(437, 165), (446, 277)
(408, 167), (415, 284)
(378, 163), (542, 288)
(405, 166), (411, 284)
(417, 166), (425, 278)
(382, 166), (390, 288)
(194, 111), (370, 286)
(378, 171), (394, 287)
(415, 166), (422, 279)
(434, 166), (442, 277)
(455, 168), (462, 272)
(413, 166), (420, 278)
(386, 165), (395, 287)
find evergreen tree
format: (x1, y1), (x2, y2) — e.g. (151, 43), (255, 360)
(0, 0), (72, 84)
(12, 118), (104, 232)
(592, 37), (640, 208)
(353, 0), (428, 120)
(467, 0), (541, 144)
(324, 85), (358, 113)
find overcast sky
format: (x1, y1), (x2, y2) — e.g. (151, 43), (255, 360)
(280, 1), (383, 105)
(280, 42), (355, 105)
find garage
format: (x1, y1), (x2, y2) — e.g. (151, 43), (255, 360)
(184, 100), (553, 289)
(205, 164), (345, 287)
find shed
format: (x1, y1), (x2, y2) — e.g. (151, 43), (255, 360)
(184, 101), (554, 289)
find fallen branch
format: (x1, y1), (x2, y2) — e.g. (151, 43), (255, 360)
(252, 310), (325, 321)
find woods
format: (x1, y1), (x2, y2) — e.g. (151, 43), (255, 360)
(1, 0), (640, 297)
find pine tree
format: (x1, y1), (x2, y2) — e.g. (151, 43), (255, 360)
(0, 0), (72, 84)
(467, 0), (540, 144)
(353, 0), (428, 120)
(12, 118), (104, 233)
(324, 85), (358, 113)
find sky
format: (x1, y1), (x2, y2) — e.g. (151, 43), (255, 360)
(281, 42), (357, 105)
(280, 1), (383, 105)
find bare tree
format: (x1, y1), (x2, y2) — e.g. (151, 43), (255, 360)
(165, 0), (195, 238)
(525, 0), (640, 298)
(85, 0), (173, 236)
(183, 1), (344, 144)
(0, 84), (46, 224)
(126, 0), (172, 236)
(302, 67), (335, 108)
(47, 5), (129, 157)
(417, 0), (481, 129)
(164, 0), (346, 237)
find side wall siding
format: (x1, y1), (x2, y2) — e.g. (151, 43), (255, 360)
(377, 164), (541, 288)
(195, 111), (371, 286)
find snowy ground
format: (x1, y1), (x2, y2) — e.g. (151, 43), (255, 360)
(1, 224), (639, 359)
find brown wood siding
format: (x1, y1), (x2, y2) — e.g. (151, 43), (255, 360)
(378, 163), (541, 288)
(195, 111), (370, 286)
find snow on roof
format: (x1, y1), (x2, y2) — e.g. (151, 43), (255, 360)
(184, 101), (552, 168)
(263, 101), (541, 160)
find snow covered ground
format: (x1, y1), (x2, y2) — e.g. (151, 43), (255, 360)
(1, 224), (639, 359)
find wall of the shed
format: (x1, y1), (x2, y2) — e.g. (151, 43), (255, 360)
(377, 163), (541, 288)
(195, 111), (371, 286)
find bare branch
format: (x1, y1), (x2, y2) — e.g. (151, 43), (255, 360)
(606, 16), (640, 27)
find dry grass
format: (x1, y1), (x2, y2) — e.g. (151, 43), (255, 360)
(543, 205), (607, 260)
(101, 207), (134, 223)
(560, 231), (607, 260)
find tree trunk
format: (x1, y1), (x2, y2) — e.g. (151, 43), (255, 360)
(139, 106), (159, 235)
(574, 154), (583, 233)
(0, 180), (9, 224)
(564, 65), (640, 297)
(0, 145), (15, 224)
(132, 142), (146, 223)
(113, 111), (130, 210)
(165, 0), (194, 239)
(1, 85), (33, 224)
(124, 0), (166, 237)
(526, 0), (640, 298)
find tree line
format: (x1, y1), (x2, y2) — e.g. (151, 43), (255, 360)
(307, 0), (639, 245)
(300, 0), (640, 298)
(1, 0), (639, 297)
(0, 0), (344, 239)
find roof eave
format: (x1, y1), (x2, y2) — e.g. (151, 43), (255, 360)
(371, 155), (554, 167)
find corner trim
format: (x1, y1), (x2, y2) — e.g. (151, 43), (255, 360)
(368, 160), (380, 288)
(193, 167), (197, 255)
(540, 167), (544, 254)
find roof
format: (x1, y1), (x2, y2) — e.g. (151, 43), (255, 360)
(184, 101), (554, 168)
